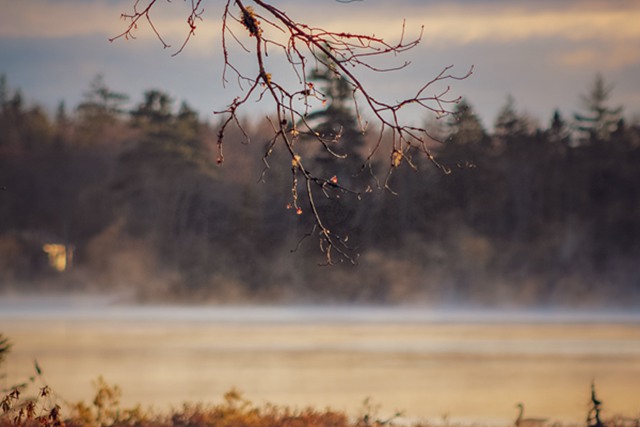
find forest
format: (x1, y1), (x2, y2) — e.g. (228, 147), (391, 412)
(1, 72), (639, 307)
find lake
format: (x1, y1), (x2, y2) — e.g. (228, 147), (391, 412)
(1, 296), (639, 425)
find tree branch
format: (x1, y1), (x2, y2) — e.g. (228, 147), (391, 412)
(112, 0), (473, 264)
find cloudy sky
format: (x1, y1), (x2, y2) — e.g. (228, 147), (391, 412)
(1, 0), (639, 128)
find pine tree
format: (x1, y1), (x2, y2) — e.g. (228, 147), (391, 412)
(304, 64), (367, 190)
(574, 73), (622, 143)
(295, 61), (373, 252)
(130, 89), (174, 137)
(494, 95), (532, 140)
(547, 109), (571, 146)
(447, 99), (488, 146)
(0, 74), (7, 109)
(75, 75), (129, 144)
(77, 74), (129, 123)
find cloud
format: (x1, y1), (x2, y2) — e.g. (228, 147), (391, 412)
(555, 44), (640, 70)
(5, 1), (640, 44)
(310, 3), (640, 46)
(1, 1), (118, 38)
(0, 0), (220, 54)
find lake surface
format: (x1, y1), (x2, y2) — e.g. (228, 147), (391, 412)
(1, 296), (640, 425)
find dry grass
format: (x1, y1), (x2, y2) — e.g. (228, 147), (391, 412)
(3, 377), (640, 427)
(2, 377), (371, 427)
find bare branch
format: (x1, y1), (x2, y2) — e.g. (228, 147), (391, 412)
(113, 0), (473, 264)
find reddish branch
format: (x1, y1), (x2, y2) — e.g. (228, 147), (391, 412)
(112, 0), (473, 265)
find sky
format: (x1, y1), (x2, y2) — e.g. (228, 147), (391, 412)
(1, 0), (639, 129)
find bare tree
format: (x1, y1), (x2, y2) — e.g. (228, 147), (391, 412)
(111, 0), (472, 264)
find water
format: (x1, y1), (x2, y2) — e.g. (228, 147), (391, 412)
(1, 297), (640, 425)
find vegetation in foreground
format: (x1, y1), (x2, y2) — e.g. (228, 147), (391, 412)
(2, 377), (640, 427)
(1, 372), (393, 427)
(1, 335), (639, 427)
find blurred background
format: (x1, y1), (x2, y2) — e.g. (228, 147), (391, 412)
(1, 0), (639, 303)
(1, 0), (640, 424)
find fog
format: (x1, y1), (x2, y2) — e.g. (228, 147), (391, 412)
(2, 294), (640, 325)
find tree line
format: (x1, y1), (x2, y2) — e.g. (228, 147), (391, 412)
(1, 73), (639, 306)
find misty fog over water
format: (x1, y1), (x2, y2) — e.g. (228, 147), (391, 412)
(2, 296), (640, 425)
(2, 295), (640, 324)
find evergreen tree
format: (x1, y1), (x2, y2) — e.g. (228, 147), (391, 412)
(294, 61), (374, 255)
(446, 99), (488, 146)
(76, 75), (129, 145)
(131, 89), (173, 133)
(574, 73), (622, 143)
(0, 74), (7, 109)
(175, 101), (201, 147)
(547, 109), (571, 146)
(77, 75), (129, 124)
(54, 101), (71, 144)
(130, 92), (205, 154)
(304, 64), (367, 190)
(494, 95), (532, 140)
(492, 96), (542, 241)
(55, 101), (68, 127)
(6, 90), (24, 117)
